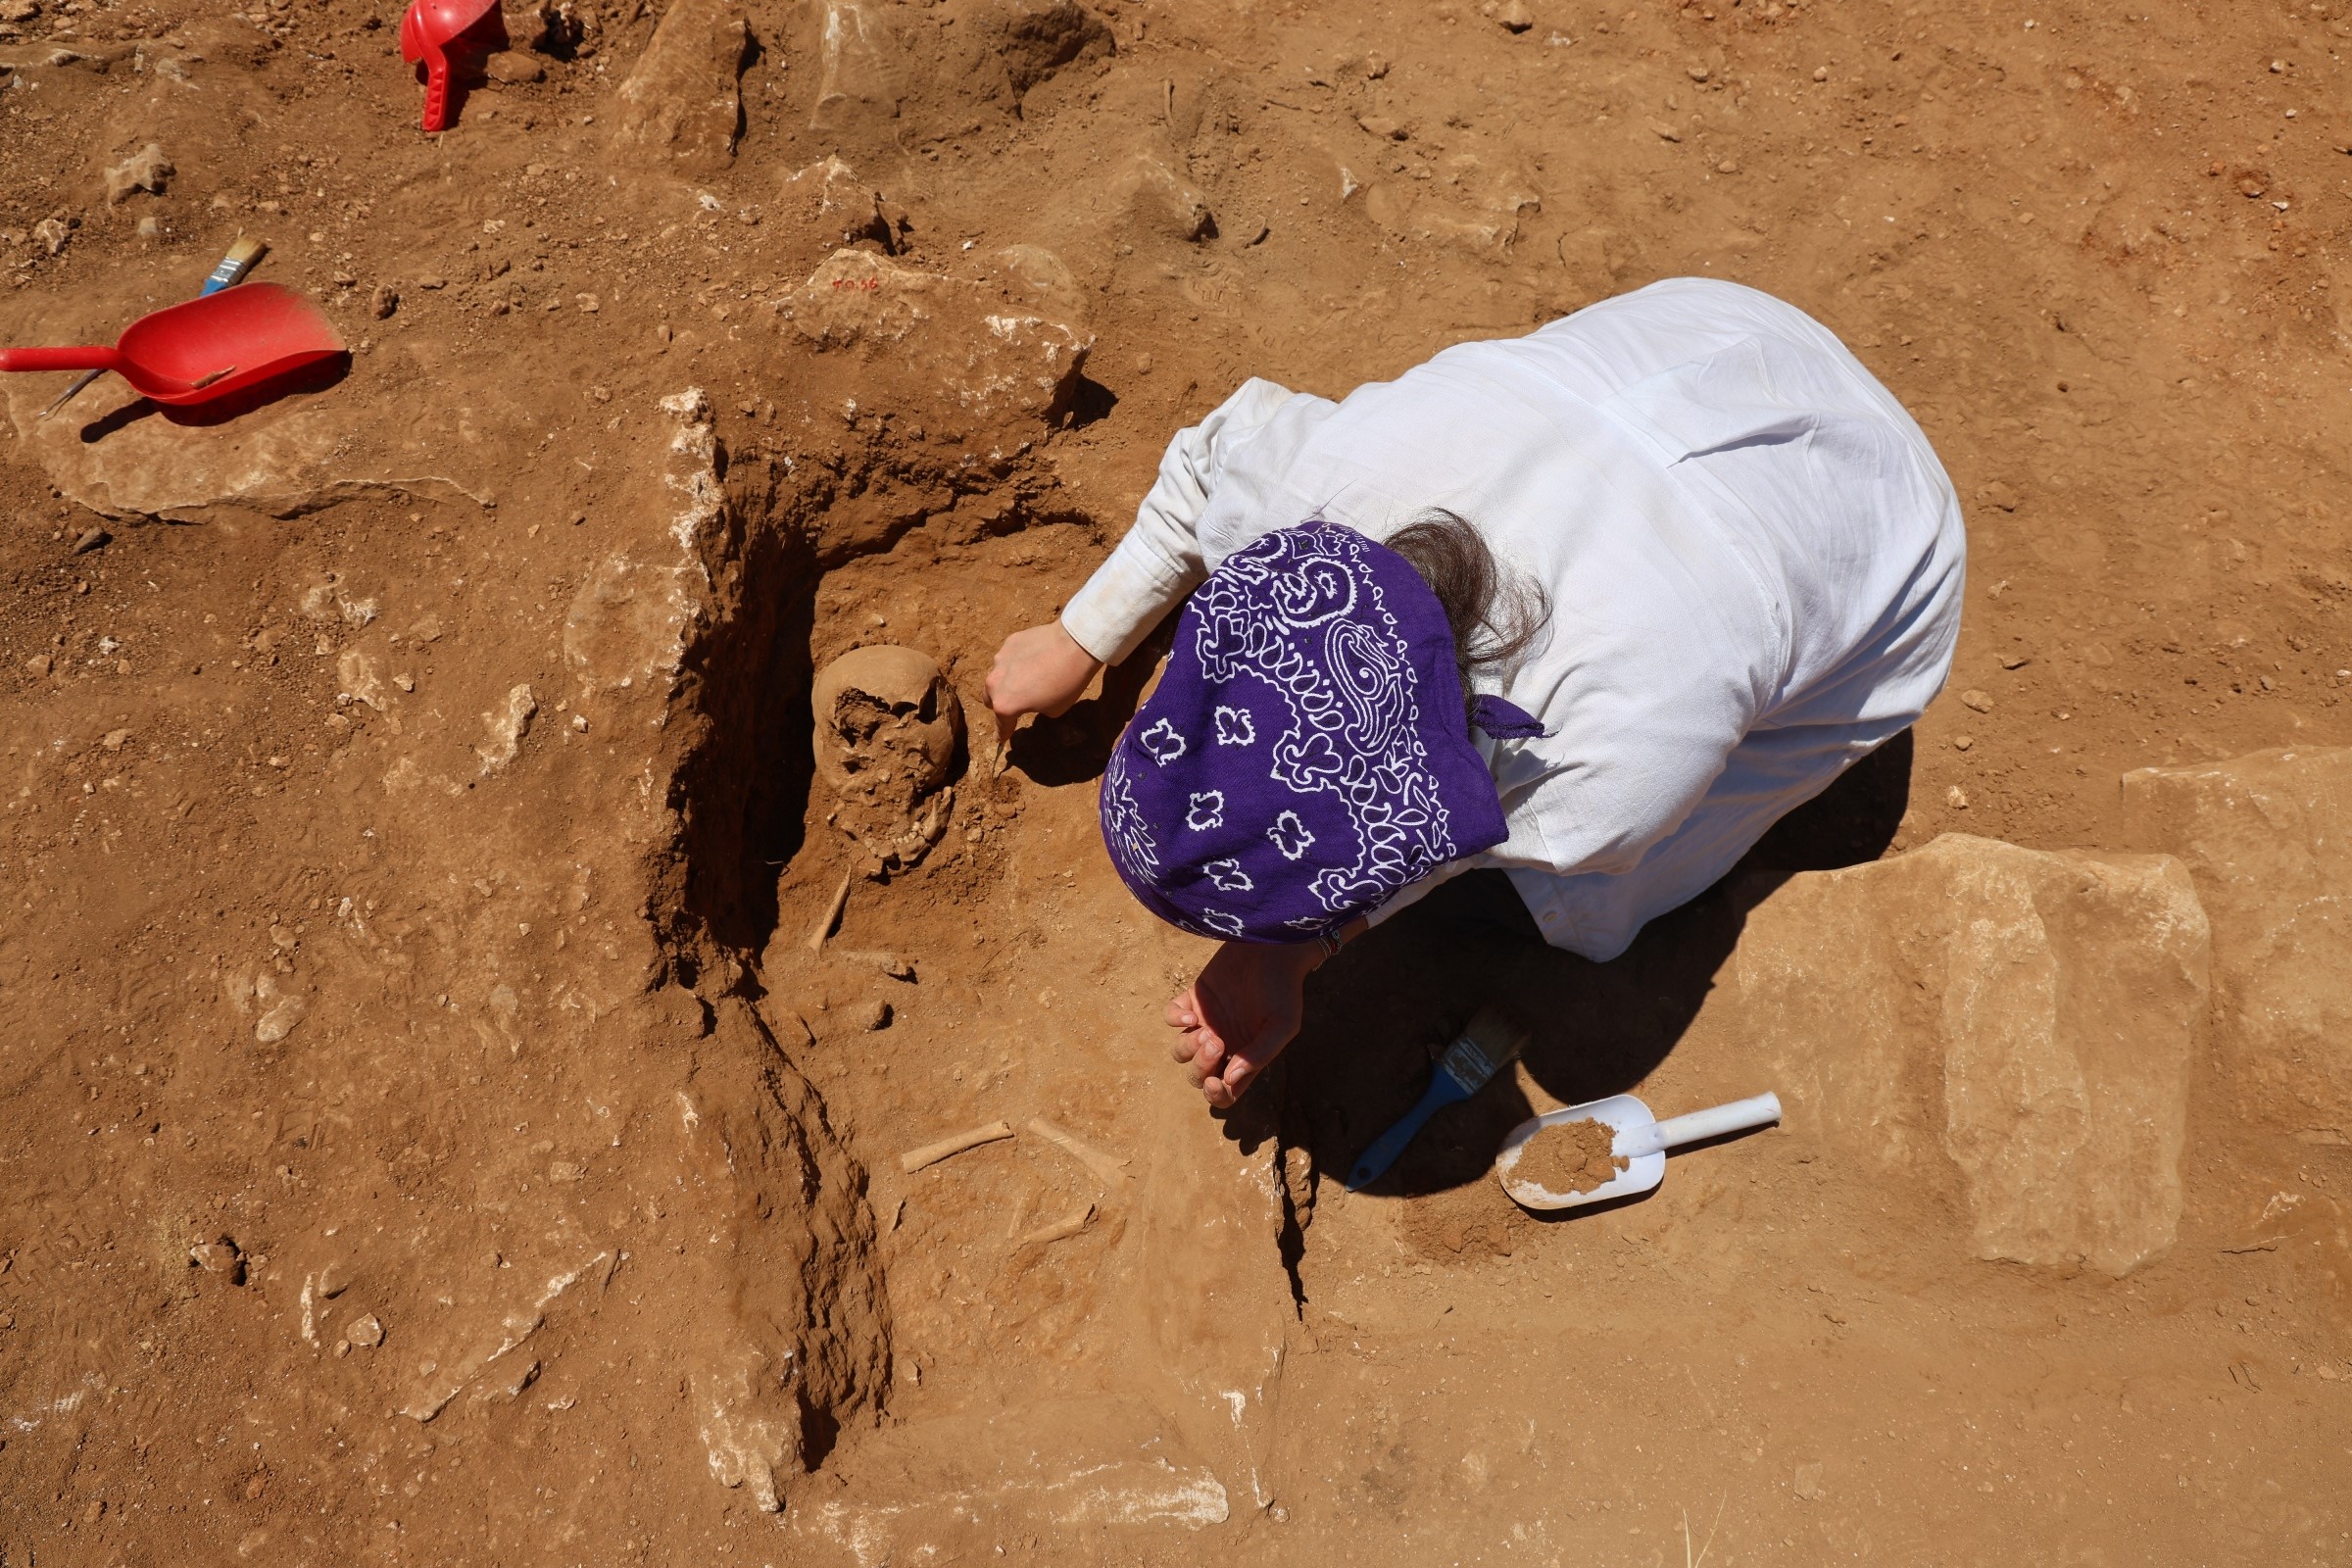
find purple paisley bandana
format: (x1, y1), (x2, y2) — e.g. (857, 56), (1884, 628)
(1100, 520), (1532, 944)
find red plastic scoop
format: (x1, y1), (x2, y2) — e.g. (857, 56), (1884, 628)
(0, 284), (345, 408)
(400, 0), (506, 133)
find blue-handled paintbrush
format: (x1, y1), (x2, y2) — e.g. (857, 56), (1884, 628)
(1346, 1005), (1529, 1191)
(39, 234), (268, 420)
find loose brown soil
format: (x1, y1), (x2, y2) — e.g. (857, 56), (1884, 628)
(1513, 1116), (1627, 1199)
(5, 0), (2352, 1563)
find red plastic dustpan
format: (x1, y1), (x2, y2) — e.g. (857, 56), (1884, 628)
(400, 0), (505, 133)
(0, 284), (345, 408)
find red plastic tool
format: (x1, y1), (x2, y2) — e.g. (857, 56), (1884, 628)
(0, 284), (345, 408)
(399, 0), (506, 133)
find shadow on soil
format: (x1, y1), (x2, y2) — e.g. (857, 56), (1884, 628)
(1004, 616), (1176, 786)
(1269, 730), (1915, 1198)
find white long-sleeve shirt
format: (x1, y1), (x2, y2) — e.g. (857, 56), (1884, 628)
(1062, 278), (1965, 960)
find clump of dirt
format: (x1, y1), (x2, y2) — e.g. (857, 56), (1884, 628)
(1513, 1118), (1628, 1199)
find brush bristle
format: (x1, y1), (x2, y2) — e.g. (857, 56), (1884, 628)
(1439, 1004), (1528, 1093)
(224, 236), (269, 266)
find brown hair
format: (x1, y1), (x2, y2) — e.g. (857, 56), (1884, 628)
(1385, 510), (1547, 719)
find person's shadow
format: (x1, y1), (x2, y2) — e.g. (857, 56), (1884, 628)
(1004, 618), (1176, 786)
(1260, 731), (1916, 1198)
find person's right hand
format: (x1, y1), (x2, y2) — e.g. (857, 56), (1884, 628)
(986, 621), (1102, 718)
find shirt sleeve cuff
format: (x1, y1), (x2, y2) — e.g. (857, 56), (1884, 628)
(1059, 533), (1203, 665)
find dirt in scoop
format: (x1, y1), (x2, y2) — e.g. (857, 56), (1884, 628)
(1514, 1118), (1629, 1197)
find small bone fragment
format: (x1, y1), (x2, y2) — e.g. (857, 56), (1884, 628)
(805, 868), (854, 952)
(899, 1119), (1013, 1174)
(987, 707), (1012, 777)
(1026, 1118), (1131, 1187)
(1014, 1200), (1096, 1249)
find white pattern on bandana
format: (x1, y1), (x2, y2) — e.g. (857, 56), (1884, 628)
(1139, 716), (1188, 764)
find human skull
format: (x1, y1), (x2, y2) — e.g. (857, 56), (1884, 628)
(810, 645), (963, 869)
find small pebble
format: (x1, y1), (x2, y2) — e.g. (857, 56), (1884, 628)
(1952, 735), (1973, 752)
(26, 654), (53, 677)
(370, 284), (400, 319)
(1945, 785), (1970, 809)
(2000, 654), (2032, 669)
(1494, 0), (1533, 31)
(1812, 65), (1829, 81)
(859, 999), (893, 1032)
(72, 526), (109, 555)
(345, 1312), (384, 1348)
(190, 1240), (242, 1280)
(1960, 689), (1995, 712)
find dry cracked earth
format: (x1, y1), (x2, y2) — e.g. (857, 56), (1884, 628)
(3, 0), (2352, 1563)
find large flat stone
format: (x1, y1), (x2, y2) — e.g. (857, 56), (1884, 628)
(612, 0), (750, 173)
(2121, 747), (2352, 1146)
(1728, 833), (2209, 1275)
(774, 248), (1093, 434)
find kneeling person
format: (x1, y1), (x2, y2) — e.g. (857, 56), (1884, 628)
(987, 278), (1965, 1107)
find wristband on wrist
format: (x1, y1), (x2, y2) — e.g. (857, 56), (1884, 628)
(1315, 927), (1346, 963)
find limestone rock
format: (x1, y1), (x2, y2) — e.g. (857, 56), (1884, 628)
(103, 142), (172, 205)
(484, 49), (544, 83)
(775, 156), (901, 256)
(776, 249), (1092, 427)
(808, 0), (897, 134)
(1363, 154), (1541, 254)
(562, 391), (719, 697)
(811, 645), (962, 870)
(1114, 156), (1216, 242)
(2121, 747), (2352, 1146)
(475, 684), (539, 772)
(612, 0), (749, 174)
(1728, 833), (2208, 1275)
(504, 0), (592, 55)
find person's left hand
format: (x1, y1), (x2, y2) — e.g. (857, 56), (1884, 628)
(1165, 940), (1321, 1108)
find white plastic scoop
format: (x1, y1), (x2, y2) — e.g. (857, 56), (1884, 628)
(1495, 1091), (1783, 1211)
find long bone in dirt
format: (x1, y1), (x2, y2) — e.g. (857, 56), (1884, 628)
(1495, 1091), (1783, 1212)
(0, 284), (344, 409)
